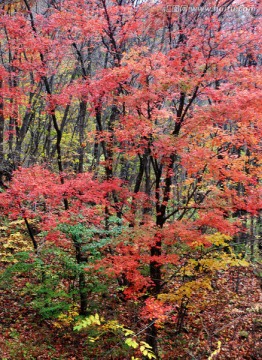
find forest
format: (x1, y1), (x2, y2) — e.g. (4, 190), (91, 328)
(0, 0), (261, 359)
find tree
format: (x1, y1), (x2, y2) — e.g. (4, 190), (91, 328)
(0, 0), (261, 359)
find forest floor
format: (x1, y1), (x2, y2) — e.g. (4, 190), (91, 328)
(0, 262), (261, 360)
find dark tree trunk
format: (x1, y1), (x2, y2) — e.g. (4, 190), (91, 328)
(0, 80), (5, 188)
(74, 240), (88, 316)
(78, 100), (87, 173)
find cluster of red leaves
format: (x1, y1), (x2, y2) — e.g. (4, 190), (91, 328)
(0, 165), (125, 246)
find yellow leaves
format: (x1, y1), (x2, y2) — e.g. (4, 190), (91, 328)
(9, 219), (25, 226)
(123, 327), (135, 336)
(74, 313), (102, 331)
(198, 258), (227, 272)
(228, 257), (249, 267)
(53, 307), (79, 329)
(201, 233), (249, 270)
(2, 0), (35, 14)
(139, 341), (157, 359)
(0, 230), (32, 263)
(125, 337), (139, 349)
(208, 341), (221, 360)
(180, 259), (196, 277)
(159, 278), (212, 303)
(103, 319), (121, 331)
(74, 315), (156, 359)
(205, 232), (231, 247)
(0, 218), (40, 262)
(3, 232), (27, 248)
(125, 339), (156, 359)
(122, 46), (149, 64)
(0, 251), (18, 264)
(89, 313), (101, 325)
(199, 253), (249, 272)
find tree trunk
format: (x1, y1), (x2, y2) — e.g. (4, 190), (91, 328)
(74, 240), (88, 316)
(78, 100), (87, 173)
(0, 80), (5, 188)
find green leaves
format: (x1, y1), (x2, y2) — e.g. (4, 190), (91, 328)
(125, 337), (139, 349)
(74, 315), (157, 359)
(58, 219), (124, 258)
